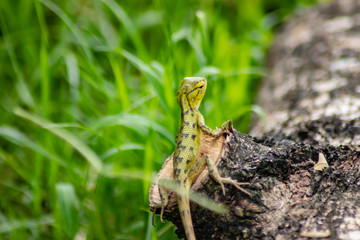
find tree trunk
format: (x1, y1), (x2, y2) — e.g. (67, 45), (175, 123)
(149, 0), (360, 239)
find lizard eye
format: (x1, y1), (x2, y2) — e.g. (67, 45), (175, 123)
(199, 85), (204, 89)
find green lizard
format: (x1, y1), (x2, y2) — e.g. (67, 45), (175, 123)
(158, 77), (251, 240)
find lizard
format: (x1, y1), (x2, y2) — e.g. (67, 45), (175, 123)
(156, 77), (252, 240)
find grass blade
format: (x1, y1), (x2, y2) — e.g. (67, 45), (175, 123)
(108, 54), (130, 110)
(158, 178), (228, 214)
(0, 125), (68, 168)
(56, 183), (79, 238)
(14, 107), (103, 172)
(120, 50), (167, 109)
(0, 215), (54, 233)
(91, 113), (174, 144)
(0, 10), (35, 108)
(103, 0), (147, 57)
(40, 0), (92, 61)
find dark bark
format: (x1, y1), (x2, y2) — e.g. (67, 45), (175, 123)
(150, 0), (360, 239)
(250, 0), (360, 143)
(151, 129), (360, 239)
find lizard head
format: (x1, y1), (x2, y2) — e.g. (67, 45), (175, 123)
(177, 77), (207, 110)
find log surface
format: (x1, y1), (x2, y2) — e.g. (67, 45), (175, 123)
(251, 0), (360, 146)
(150, 129), (360, 239)
(150, 0), (360, 239)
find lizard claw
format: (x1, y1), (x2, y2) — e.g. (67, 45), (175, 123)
(220, 120), (233, 136)
(221, 177), (253, 197)
(223, 128), (231, 136)
(160, 206), (165, 223)
(228, 120), (235, 133)
(152, 210), (156, 226)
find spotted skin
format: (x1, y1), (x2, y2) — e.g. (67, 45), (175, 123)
(158, 77), (251, 240)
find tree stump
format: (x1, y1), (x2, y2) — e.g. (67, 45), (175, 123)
(149, 0), (360, 239)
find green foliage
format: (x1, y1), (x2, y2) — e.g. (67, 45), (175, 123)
(56, 183), (79, 238)
(0, 0), (316, 239)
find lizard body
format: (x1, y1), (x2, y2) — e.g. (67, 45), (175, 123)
(158, 77), (251, 240)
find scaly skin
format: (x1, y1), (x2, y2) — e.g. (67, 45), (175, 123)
(158, 77), (251, 240)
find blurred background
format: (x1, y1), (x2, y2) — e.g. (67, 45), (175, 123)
(0, 0), (318, 239)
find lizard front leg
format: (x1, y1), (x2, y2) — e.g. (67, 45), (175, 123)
(187, 155), (252, 197)
(198, 115), (232, 137)
(205, 155), (253, 197)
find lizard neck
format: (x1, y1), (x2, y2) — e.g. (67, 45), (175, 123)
(179, 94), (198, 124)
(180, 94), (191, 113)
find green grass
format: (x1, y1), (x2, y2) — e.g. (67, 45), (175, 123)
(0, 0), (316, 239)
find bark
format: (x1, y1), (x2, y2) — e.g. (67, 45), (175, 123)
(250, 0), (360, 143)
(149, 0), (360, 239)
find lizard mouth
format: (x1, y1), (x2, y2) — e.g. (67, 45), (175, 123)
(187, 84), (205, 95)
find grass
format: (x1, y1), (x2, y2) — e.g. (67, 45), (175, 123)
(0, 0), (316, 239)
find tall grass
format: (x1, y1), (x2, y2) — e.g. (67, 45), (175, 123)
(0, 0), (316, 239)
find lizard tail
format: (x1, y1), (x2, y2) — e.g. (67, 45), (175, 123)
(178, 181), (196, 240)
